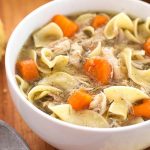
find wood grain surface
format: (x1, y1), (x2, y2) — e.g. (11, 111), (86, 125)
(0, 0), (150, 150)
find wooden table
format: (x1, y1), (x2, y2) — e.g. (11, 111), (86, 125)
(0, 0), (150, 150)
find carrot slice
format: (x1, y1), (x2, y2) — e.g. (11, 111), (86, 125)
(92, 15), (108, 29)
(133, 99), (150, 118)
(16, 59), (39, 81)
(68, 90), (92, 111)
(52, 15), (78, 37)
(144, 37), (150, 56)
(84, 58), (112, 85)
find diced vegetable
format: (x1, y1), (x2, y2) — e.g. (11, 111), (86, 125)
(144, 37), (150, 56)
(68, 90), (92, 111)
(52, 15), (78, 37)
(133, 99), (150, 118)
(92, 15), (108, 29)
(84, 58), (112, 85)
(16, 59), (39, 81)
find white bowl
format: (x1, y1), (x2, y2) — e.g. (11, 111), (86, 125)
(5, 0), (150, 149)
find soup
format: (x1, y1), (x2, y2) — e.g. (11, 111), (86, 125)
(16, 12), (150, 128)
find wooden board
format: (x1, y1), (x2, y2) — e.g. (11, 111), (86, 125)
(0, 0), (150, 150)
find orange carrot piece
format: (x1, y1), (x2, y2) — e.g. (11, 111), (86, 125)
(17, 59), (39, 81)
(92, 15), (108, 29)
(84, 58), (112, 85)
(52, 15), (78, 37)
(144, 37), (150, 56)
(68, 90), (92, 111)
(133, 99), (150, 118)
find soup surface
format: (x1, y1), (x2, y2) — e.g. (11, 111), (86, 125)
(16, 12), (150, 128)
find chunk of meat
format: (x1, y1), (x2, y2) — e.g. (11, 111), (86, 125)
(89, 92), (107, 115)
(102, 47), (125, 80)
(69, 43), (84, 68)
